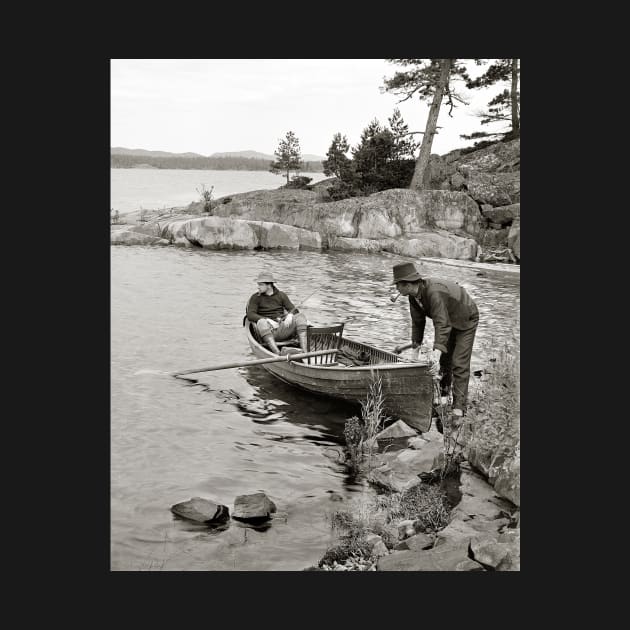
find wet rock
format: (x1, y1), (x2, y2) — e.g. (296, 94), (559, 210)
(436, 517), (480, 547)
(407, 436), (429, 450)
(233, 492), (277, 521)
(328, 235), (384, 253)
(389, 442), (444, 477)
(385, 232), (478, 262)
(294, 227), (322, 250)
(186, 216), (260, 249)
(377, 541), (470, 571)
(455, 559), (486, 571)
(365, 534), (389, 558)
(470, 536), (519, 570)
(395, 532), (435, 551)
(458, 468), (513, 520)
(366, 467), (404, 493)
(244, 220), (301, 249)
(466, 444), (495, 478)
(111, 230), (171, 246)
(170, 497), (230, 524)
(375, 420), (418, 442)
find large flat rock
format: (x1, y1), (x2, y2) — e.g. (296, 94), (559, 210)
(376, 541), (470, 571)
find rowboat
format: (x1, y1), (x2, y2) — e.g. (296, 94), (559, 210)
(244, 321), (434, 432)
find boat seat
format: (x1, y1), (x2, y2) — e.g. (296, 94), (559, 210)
(305, 323), (344, 365)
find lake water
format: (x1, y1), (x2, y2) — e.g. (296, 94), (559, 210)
(110, 168), (328, 214)
(111, 245), (520, 571)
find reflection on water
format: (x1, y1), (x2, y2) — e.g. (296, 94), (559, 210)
(111, 247), (519, 570)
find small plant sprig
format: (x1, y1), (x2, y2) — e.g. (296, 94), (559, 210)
(343, 373), (392, 474)
(196, 184), (215, 213)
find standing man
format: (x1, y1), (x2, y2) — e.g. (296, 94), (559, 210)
(246, 272), (309, 354)
(391, 262), (479, 431)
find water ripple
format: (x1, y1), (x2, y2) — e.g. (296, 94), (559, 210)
(112, 247), (519, 570)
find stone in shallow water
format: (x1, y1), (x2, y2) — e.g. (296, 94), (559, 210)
(375, 420), (418, 441)
(232, 492), (277, 520)
(170, 497), (230, 524)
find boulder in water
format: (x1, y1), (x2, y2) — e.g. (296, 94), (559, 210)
(232, 492), (277, 521)
(170, 497), (230, 524)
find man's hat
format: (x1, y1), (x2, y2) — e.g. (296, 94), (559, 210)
(391, 262), (422, 284)
(256, 272), (276, 283)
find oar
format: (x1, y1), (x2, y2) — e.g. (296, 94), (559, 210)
(171, 349), (339, 378)
(393, 342), (414, 354)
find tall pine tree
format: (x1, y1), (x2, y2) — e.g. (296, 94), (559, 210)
(388, 108), (418, 160)
(270, 131), (303, 184)
(322, 133), (352, 178)
(352, 119), (396, 193)
(383, 59), (471, 190)
(462, 59), (520, 140)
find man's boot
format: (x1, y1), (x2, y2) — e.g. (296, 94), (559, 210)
(262, 334), (280, 354)
(297, 331), (308, 353)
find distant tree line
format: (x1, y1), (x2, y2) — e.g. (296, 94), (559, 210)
(111, 154), (324, 172)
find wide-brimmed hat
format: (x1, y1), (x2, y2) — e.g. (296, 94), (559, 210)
(256, 272), (277, 283)
(391, 262), (422, 284)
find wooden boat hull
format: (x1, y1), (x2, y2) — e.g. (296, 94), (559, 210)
(245, 323), (433, 432)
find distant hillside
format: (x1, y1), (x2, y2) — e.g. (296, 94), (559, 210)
(211, 150), (274, 160)
(111, 153), (324, 172)
(211, 150), (325, 162)
(111, 147), (205, 158)
(111, 147), (324, 171)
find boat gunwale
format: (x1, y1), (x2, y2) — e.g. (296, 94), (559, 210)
(244, 322), (431, 373)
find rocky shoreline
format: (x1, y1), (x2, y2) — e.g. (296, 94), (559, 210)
(167, 418), (520, 571)
(111, 139), (520, 264)
(114, 138), (521, 570)
(310, 397), (520, 571)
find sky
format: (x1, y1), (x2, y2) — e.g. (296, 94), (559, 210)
(111, 59), (512, 158)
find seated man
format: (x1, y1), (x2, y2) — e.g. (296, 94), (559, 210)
(246, 272), (308, 354)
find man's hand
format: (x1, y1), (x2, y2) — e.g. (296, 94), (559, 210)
(429, 349), (442, 378)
